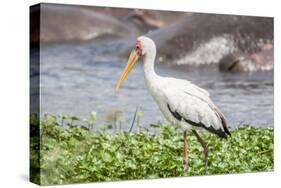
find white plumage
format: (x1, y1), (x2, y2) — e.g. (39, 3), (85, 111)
(140, 36), (229, 137)
(116, 36), (230, 170)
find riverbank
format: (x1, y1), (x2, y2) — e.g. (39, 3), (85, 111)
(30, 114), (274, 185)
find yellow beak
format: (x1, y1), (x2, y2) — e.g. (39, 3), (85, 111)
(115, 49), (139, 92)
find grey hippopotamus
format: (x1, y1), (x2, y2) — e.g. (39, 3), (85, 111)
(219, 45), (273, 72)
(147, 14), (273, 66)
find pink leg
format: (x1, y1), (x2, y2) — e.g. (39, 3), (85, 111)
(192, 129), (209, 172)
(183, 129), (188, 170)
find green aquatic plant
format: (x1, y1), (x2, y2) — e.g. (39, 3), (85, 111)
(30, 114), (274, 185)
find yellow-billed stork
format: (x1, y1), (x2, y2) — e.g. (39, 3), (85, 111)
(115, 36), (231, 170)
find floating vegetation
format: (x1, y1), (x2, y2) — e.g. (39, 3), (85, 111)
(30, 113), (274, 185)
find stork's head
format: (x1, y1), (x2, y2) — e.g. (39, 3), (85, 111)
(115, 36), (155, 92)
(135, 36), (156, 56)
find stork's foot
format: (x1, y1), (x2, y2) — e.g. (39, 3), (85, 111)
(182, 158), (189, 170)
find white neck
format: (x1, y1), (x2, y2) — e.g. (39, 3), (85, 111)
(143, 47), (158, 83)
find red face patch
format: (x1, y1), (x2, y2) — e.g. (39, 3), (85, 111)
(135, 40), (142, 56)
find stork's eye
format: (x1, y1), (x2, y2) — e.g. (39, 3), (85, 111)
(135, 41), (142, 56)
(135, 44), (140, 50)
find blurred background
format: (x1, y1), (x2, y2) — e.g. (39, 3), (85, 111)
(30, 3), (273, 130)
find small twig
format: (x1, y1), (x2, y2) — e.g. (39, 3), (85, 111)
(114, 106), (139, 153)
(61, 117), (64, 127)
(114, 142), (125, 152)
(129, 106), (138, 132)
(119, 120), (122, 130)
(114, 114), (117, 130)
(257, 149), (272, 155)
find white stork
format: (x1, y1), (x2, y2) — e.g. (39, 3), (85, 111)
(115, 36), (231, 170)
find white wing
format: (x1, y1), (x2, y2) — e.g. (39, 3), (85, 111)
(161, 77), (230, 138)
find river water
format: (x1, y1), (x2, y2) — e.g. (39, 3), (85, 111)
(39, 38), (273, 129)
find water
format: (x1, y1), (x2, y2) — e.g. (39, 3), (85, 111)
(39, 38), (273, 130)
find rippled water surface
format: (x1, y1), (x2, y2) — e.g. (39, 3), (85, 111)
(39, 39), (273, 129)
